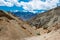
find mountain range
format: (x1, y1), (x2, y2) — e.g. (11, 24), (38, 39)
(12, 12), (37, 21)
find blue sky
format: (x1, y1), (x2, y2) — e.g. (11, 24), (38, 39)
(0, 0), (60, 13)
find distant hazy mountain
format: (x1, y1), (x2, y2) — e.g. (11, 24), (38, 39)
(12, 12), (37, 21)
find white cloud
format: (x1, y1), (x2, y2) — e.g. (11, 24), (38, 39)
(0, 0), (13, 7)
(0, 0), (21, 7)
(20, 0), (59, 11)
(0, 0), (59, 13)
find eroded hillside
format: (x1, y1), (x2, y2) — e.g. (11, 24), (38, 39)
(28, 7), (60, 29)
(0, 10), (37, 40)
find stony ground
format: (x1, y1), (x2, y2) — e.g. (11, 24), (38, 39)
(23, 28), (60, 40)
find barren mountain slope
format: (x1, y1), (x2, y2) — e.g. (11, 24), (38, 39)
(0, 7), (60, 40)
(0, 10), (37, 40)
(28, 7), (60, 29)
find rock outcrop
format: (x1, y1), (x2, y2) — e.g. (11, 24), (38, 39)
(28, 7), (60, 29)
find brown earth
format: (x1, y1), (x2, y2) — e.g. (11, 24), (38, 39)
(0, 10), (37, 40)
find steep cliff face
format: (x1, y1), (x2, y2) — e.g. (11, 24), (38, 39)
(28, 7), (60, 29)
